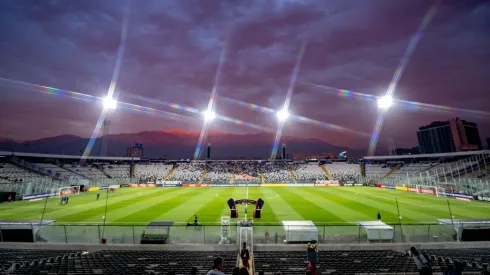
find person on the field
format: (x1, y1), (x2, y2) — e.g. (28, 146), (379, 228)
(377, 212), (381, 221)
(7, 194), (12, 202)
(194, 214), (198, 225)
(96, 193), (100, 200)
(240, 242), (250, 268)
(207, 257), (225, 275)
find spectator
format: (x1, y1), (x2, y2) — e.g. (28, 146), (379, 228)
(207, 257), (225, 275)
(409, 247), (432, 275)
(239, 267), (249, 275)
(240, 242), (250, 268)
(265, 230), (270, 244)
(232, 267), (239, 275)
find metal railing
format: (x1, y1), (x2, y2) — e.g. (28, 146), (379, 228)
(0, 224), (459, 245)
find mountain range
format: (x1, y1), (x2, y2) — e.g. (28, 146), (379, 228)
(0, 129), (363, 159)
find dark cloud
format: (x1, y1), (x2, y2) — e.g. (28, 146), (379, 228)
(0, 0), (489, 153)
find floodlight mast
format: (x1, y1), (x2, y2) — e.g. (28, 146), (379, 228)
(276, 108), (289, 122)
(100, 96), (117, 157)
(203, 109), (216, 122)
(377, 95), (393, 110)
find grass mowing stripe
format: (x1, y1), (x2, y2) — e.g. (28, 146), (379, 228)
(350, 188), (473, 221)
(0, 189), (156, 220)
(51, 188), (177, 222)
(156, 188), (226, 223)
(79, 188), (185, 222)
(114, 188), (203, 223)
(274, 187), (347, 223)
(313, 187), (407, 224)
(287, 187), (363, 223)
(323, 188), (419, 224)
(263, 188), (302, 222)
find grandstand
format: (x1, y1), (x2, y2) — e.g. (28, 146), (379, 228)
(1, 150), (490, 274)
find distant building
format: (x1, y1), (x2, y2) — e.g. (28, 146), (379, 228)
(411, 146), (420, 154)
(293, 152), (337, 160)
(126, 143), (144, 158)
(417, 118), (482, 154)
(391, 148), (412, 155)
(487, 137), (490, 150)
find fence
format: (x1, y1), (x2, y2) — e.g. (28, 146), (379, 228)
(0, 224), (459, 245)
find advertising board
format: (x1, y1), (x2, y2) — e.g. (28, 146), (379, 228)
(22, 193), (51, 200)
(395, 186), (408, 191)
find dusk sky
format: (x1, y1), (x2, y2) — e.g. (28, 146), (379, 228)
(0, 0), (489, 152)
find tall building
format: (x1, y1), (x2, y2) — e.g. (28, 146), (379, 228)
(487, 137), (490, 150)
(417, 118), (482, 154)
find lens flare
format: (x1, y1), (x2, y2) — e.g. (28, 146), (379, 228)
(194, 41), (228, 160)
(271, 40), (307, 160)
(368, 2), (441, 156)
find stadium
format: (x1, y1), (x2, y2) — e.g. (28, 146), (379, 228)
(1, 150), (490, 274)
(2, 1), (490, 275)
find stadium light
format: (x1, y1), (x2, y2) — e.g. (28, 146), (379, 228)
(103, 96), (117, 110)
(276, 108), (289, 122)
(203, 109), (216, 121)
(377, 95), (393, 110)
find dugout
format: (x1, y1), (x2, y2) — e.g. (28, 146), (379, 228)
(140, 221), (173, 244)
(0, 220), (56, 242)
(437, 218), (490, 242)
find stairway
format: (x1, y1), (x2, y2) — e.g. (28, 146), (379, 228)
(383, 164), (401, 179)
(288, 166), (297, 184)
(260, 172), (265, 184)
(98, 167), (111, 178)
(231, 171), (236, 184)
(163, 165), (176, 181)
(320, 165), (333, 180)
(199, 168), (207, 184)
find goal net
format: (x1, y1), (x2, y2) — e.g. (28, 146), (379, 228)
(415, 185), (441, 197)
(50, 186), (81, 197)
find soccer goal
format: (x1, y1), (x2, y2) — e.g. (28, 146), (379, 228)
(415, 185), (440, 197)
(50, 186), (81, 197)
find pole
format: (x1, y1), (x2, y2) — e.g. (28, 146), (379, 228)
(39, 192), (51, 226)
(447, 199), (457, 242)
(101, 189), (110, 239)
(396, 198), (404, 243)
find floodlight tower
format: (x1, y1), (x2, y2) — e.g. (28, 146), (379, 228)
(100, 96), (117, 157)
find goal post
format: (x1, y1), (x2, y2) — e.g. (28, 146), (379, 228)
(415, 185), (439, 197)
(50, 186), (81, 197)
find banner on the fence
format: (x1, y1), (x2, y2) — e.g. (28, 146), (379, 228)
(288, 183), (315, 187)
(343, 183), (364, 187)
(260, 183), (289, 187)
(440, 192), (474, 200)
(109, 185), (120, 189)
(130, 184), (156, 187)
(315, 180), (340, 184)
(182, 184), (210, 187)
(214, 184), (234, 187)
(315, 183), (341, 187)
(419, 188), (436, 195)
(473, 195), (490, 202)
(88, 187), (100, 192)
(408, 187), (418, 193)
(395, 186), (408, 191)
(22, 193), (51, 200)
(120, 184), (130, 188)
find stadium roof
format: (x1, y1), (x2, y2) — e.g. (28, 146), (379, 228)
(364, 150), (489, 160)
(0, 151), (140, 161)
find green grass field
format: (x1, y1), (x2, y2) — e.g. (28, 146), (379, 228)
(1, 186), (489, 225)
